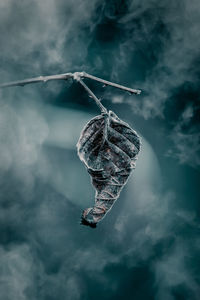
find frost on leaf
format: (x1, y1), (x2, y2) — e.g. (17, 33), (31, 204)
(77, 110), (141, 228)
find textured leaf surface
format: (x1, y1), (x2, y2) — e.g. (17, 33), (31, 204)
(77, 110), (141, 227)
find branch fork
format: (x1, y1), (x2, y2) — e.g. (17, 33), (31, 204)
(0, 71), (141, 113)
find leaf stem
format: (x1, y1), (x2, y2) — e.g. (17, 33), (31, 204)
(78, 78), (108, 114)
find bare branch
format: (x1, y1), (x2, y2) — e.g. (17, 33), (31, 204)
(0, 71), (141, 111)
(0, 73), (73, 88)
(82, 72), (141, 95)
(0, 71), (141, 94)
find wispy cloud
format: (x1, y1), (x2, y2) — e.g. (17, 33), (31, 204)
(111, 0), (200, 119)
(167, 105), (200, 168)
(0, 1), (199, 299)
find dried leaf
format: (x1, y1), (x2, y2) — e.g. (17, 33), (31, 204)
(77, 110), (141, 227)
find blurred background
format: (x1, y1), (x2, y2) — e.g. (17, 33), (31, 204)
(0, 1), (199, 299)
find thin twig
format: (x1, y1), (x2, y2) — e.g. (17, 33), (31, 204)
(0, 73), (73, 88)
(0, 71), (141, 94)
(0, 71), (141, 111)
(78, 78), (108, 114)
(82, 72), (141, 95)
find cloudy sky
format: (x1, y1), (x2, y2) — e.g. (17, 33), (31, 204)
(0, 1), (200, 299)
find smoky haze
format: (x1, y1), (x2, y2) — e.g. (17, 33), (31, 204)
(0, 1), (200, 300)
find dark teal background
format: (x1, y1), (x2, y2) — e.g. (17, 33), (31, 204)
(0, 1), (199, 299)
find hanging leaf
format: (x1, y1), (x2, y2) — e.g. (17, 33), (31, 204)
(77, 110), (141, 228)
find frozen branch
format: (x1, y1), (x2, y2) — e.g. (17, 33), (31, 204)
(82, 72), (141, 95)
(77, 76), (108, 114)
(0, 71), (141, 111)
(0, 73), (74, 88)
(0, 71), (141, 94)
